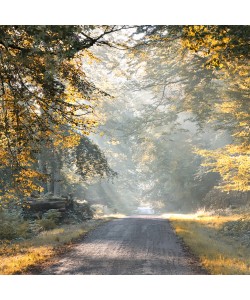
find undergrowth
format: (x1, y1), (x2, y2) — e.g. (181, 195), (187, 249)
(0, 218), (110, 275)
(167, 208), (250, 275)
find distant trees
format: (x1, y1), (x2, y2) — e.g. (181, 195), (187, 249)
(127, 25), (250, 192)
(0, 25), (248, 210)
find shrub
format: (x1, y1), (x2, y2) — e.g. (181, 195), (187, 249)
(42, 209), (62, 224)
(16, 221), (30, 239)
(0, 222), (17, 240)
(36, 209), (62, 231)
(37, 218), (57, 230)
(0, 209), (30, 240)
(73, 200), (94, 220)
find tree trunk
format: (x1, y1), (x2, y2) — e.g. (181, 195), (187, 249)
(38, 151), (48, 194)
(53, 149), (62, 196)
(47, 164), (54, 194)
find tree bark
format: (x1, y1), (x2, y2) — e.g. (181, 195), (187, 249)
(53, 148), (62, 196)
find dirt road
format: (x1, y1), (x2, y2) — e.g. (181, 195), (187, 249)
(42, 216), (206, 275)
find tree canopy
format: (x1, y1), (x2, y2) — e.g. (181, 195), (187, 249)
(124, 25), (249, 192)
(0, 25), (249, 210)
(0, 25), (126, 203)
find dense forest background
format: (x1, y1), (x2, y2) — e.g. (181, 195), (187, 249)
(0, 25), (249, 216)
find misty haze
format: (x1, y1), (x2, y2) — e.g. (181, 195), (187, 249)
(0, 25), (249, 276)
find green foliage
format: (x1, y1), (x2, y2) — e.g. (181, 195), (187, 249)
(0, 209), (30, 240)
(0, 222), (18, 240)
(42, 209), (62, 223)
(72, 200), (94, 220)
(75, 136), (117, 181)
(36, 218), (57, 231)
(36, 209), (61, 230)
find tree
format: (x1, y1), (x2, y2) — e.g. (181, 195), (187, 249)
(0, 25), (132, 203)
(180, 26), (250, 191)
(75, 136), (117, 181)
(125, 25), (250, 192)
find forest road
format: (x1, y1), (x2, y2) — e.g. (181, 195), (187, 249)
(41, 216), (206, 275)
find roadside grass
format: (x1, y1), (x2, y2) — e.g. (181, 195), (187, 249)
(165, 211), (250, 275)
(0, 216), (120, 275)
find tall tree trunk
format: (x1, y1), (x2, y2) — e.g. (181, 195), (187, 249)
(53, 150), (62, 196)
(47, 163), (54, 194)
(38, 150), (48, 194)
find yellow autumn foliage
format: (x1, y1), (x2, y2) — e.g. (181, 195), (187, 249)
(0, 26), (106, 203)
(195, 145), (250, 192)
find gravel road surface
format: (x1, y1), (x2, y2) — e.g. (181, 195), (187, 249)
(42, 216), (206, 275)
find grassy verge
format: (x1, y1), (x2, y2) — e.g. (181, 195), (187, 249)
(0, 215), (122, 275)
(165, 211), (250, 275)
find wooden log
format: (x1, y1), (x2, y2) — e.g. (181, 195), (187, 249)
(24, 198), (69, 212)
